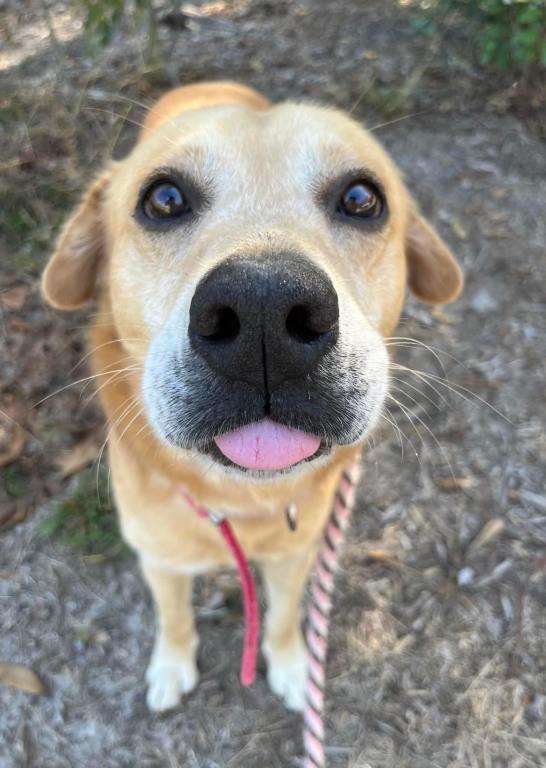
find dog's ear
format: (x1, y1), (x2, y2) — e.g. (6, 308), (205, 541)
(405, 208), (464, 305)
(42, 166), (114, 310)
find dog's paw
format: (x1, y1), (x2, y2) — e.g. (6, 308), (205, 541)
(145, 658), (198, 713)
(265, 642), (308, 712)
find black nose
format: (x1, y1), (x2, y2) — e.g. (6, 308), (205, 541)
(189, 254), (339, 392)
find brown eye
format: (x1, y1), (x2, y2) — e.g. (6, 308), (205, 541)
(142, 181), (191, 220)
(338, 181), (383, 219)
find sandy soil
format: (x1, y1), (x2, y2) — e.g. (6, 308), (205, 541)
(1, 1), (545, 766)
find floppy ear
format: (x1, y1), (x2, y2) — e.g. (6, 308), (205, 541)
(405, 208), (464, 305)
(41, 166), (114, 310)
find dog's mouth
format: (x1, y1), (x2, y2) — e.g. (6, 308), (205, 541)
(199, 418), (327, 472)
(143, 324), (389, 475)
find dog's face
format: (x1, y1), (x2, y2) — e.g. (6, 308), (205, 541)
(42, 101), (462, 479)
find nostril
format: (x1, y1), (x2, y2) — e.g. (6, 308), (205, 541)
(200, 306), (240, 343)
(286, 305), (327, 344)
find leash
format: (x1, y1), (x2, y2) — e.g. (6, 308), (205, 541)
(303, 462), (361, 767)
(179, 490), (260, 686)
(181, 458), (361, 767)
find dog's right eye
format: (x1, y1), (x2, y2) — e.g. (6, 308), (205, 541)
(141, 181), (191, 220)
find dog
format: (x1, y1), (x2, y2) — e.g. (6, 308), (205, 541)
(41, 81), (463, 713)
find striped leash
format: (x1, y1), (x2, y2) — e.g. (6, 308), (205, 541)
(303, 461), (362, 768)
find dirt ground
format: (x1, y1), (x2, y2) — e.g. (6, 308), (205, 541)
(1, 1), (545, 767)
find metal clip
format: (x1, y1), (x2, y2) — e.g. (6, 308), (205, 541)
(208, 510), (225, 525)
(286, 503), (298, 532)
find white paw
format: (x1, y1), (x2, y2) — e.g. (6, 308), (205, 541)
(265, 643), (308, 712)
(146, 657), (198, 713)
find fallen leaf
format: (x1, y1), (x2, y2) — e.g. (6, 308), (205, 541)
(0, 663), (45, 695)
(200, 1), (227, 15)
(461, 376), (499, 391)
(479, 226), (508, 240)
(469, 518), (506, 553)
(348, 609), (398, 662)
(492, 187), (508, 199)
(0, 412), (26, 467)
(362, 549), (401, 567)
(55, 432), (102, 478)
(0, 285), (28, 312)
(431, 306), (457, 324)
(490, 211), (510, 223)
(450, 219), (467, 240)
(434, 476), (477, 492)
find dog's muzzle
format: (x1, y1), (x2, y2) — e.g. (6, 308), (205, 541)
(143, 249), (385, 473)
(186, 253), (339, 471)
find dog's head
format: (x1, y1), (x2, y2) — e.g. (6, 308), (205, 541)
(42, 86), (462, 479)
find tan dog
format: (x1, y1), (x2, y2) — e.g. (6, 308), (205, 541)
(42, 81), (462, 713)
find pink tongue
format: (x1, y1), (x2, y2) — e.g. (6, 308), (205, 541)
(214, 418), (321, 471)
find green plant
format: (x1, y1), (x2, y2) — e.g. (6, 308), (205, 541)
(476, 0), (545, 70)
(417, 0), (546, 72)
(41, 468), (128, 558)
(3, 466), (26, 499)
(77, 0), (160, 63)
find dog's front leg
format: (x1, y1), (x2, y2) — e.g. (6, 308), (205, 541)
(260, 549), (315, 711)
(141, 559), (199, 712)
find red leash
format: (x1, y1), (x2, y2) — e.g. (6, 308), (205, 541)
(179, 490), (259, 686)
(215, 518), (259, 685)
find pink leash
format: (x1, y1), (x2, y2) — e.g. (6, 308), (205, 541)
(181, 458), (361, 766)
(215, 517), (260, 685)
(303, 462), (361, 767)
(180, 490), (259, 686)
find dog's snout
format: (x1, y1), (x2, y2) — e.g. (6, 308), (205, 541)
(189, 254), (338, 391)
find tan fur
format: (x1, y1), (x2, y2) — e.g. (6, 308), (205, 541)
(42, 169), (112, 309)
(42, 81), (463, 712)
(140, 81), (270, 140)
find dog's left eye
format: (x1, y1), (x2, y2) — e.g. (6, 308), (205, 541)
(142, 181), (191, 220)
(337, 181), (383, 219)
